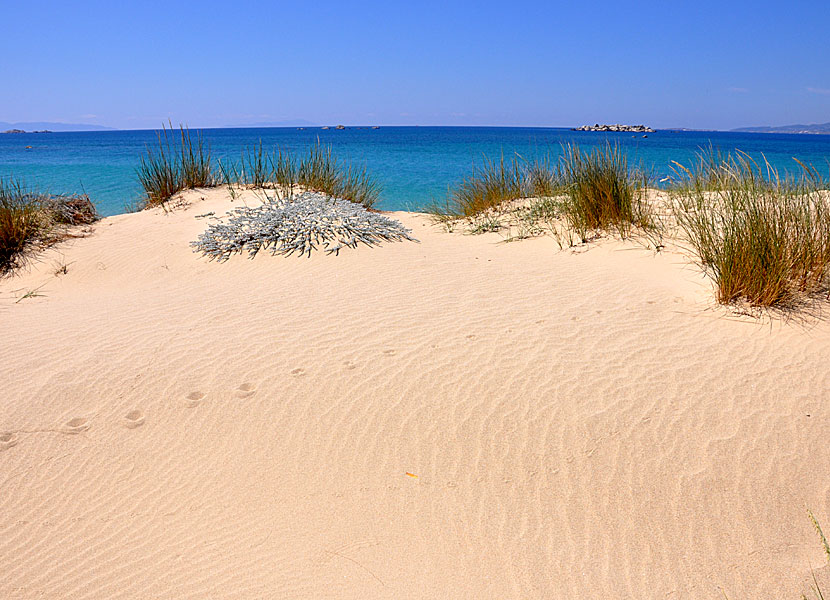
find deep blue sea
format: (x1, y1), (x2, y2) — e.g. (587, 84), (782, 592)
(1, 126), (829, 216)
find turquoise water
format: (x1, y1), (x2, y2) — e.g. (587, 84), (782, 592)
(1, 126), (829, 216)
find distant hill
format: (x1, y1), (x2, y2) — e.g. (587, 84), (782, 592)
(732, 122), (830, 134)
(0, 121), (115, 132)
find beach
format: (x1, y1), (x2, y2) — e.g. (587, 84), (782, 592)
(1, 187), (829, 598)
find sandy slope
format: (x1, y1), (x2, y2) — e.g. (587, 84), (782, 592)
(1, 188), (829, 599)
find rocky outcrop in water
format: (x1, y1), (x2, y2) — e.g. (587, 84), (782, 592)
(573, 124), (655, 132)
(2, 129), (52, 134)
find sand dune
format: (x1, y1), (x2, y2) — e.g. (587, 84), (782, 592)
(1, 188), (829, 598)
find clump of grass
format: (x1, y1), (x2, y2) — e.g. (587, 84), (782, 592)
(298, 142), (341, 195)
(0, 179), (97, 274)
(240, 140), (273, 188)
(559, 142), (653, 241)
(271, 147), (298, 191)
(332, 163), (381, 209)
(0, 178), (46, 273)
(526, 155), (561, 198)
(429, 146), (658, 247)
(227, 141), (379, 207)
(217, 159), (240, 200)
(43, 193), (97, 225)
(671, 150), (830, 307)
(137, 123), (215, 207)
(432, 154), (527, 220)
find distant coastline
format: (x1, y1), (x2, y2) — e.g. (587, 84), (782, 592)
(732, 121), (830, 135)
(0, 121), (114, 132)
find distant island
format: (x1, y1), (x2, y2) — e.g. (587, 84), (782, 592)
(732, 121), (830, 135)
(2, 129), (51, 134)
(572, 123), (655, 133)
(0, 121), (114, 132)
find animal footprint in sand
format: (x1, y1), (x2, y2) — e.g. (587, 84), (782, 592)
(123, 410), (145, 429)
(0, 432), (19, 451)
(185, 391), (205, 408)
(291, 368), (306, 377)
(63, 417), (90, 435)
(236, 383), (256, 398)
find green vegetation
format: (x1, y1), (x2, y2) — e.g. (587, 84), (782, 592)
(559, 142), (654, 241)
(671, 150), (830, 307)
(137, 124), (380, 208)
(429, 154), (529, 221)
(0, 179), (46, 273)
(0, 178), (97, 274)
(137, 124), (214, 207)
(430, 143), (655, 244)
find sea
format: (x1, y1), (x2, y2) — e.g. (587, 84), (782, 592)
(1, 126), (829, 217)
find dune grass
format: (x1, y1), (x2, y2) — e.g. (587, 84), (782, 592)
(671, 150), (830, 307)
(0, 178), (98, 274)
(137, 124), (215, 207)
(558, 142), (653, 241)
(430, 154), (528, 221)
(0, 179), (46, 273)
(137, 125), (380, 209)
(430, 144), (656, 245)
(240, 140), (273, 188)
(526, 155), (561, 198)
(231, 141), (379, 207)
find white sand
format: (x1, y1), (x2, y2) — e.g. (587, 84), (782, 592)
(1, 188), (829, 598)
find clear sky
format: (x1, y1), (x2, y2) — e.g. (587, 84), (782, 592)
(2, 0), (828, 130)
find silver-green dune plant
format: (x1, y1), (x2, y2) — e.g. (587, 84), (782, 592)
(671, 149), (830, 307)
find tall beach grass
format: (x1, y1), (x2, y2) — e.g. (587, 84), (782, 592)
(138, 125), (380, 209)
(434, 154), (527, 219)
(0, 179), (46, 273)
(671, 150), (830, 307)
(559, 142), (654, 241)
(430, 143), (656, 244)
(0, 178), (98, 274)
(137, 123), (214, 207)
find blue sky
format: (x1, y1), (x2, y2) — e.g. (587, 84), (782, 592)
(2, 0), (828, 130)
